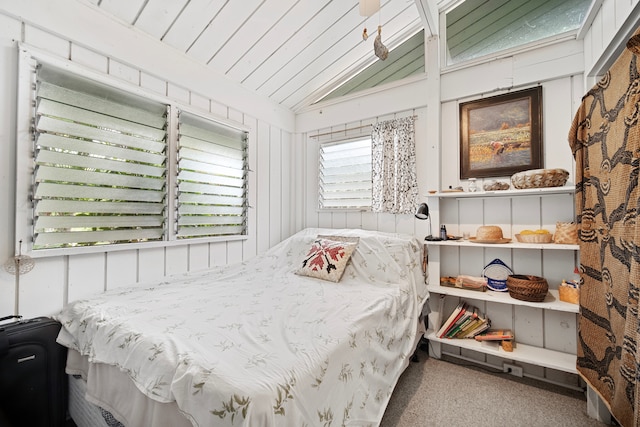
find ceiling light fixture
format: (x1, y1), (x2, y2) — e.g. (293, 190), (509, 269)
(359, 0), (380, 17)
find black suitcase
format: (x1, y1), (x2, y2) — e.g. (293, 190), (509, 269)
(0, 316), (68, 427)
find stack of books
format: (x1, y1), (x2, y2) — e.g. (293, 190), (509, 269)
(435, 301), (491, 339)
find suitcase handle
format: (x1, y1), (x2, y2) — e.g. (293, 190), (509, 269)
(0, 315), (23, 357)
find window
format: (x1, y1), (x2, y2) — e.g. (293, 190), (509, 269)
(31, 64), (168, 250)
(318, 138), (372, 210)
(16, 50), (248, 253)
(176, 111), (248, 238)
(445, 0), (592, 65)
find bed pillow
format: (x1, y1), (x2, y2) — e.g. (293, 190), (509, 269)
(296, 238), (358, 282)
(316, 235), (360, 244)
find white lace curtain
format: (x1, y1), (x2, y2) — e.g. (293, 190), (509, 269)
(371, 116), (418, 214)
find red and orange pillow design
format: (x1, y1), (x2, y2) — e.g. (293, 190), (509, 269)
(296, 237), (358, 282)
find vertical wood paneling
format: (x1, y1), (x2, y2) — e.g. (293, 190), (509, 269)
(542, 78), (576, 176)
(188, 243), (210, 272)
(106, 250), (138, 290)
(280, 131), (293, 237)
(304, 134), (320, 228)
(256, 121), (271, 253)
(483, 198), (510, 232)
(19, 258), (65, 318)
(440, 100), (459, 190)
(269, 127), (282, 247)
(209, 242), (228, 267)
(545, 310), (578, 353)
(511, 197), (540, 231)
(226, 241), (244, 264)
(138, 247), (165, 283)
(165, 246), (189, 277)
(542, 250), (576, 287)
(514, 305), (544, 346)
(68, 253), (106, 299)
(0, 14), (22, 317)
(511, 248), (542, 277)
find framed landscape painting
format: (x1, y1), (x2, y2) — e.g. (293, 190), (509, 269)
(459, 87), (542, 179)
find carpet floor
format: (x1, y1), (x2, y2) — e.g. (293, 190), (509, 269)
(380, 347), (611, 427)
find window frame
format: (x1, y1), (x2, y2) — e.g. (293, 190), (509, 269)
(439, 0), (590, 71)
(15, 44), (250, 258)
(317, 135), (373, 212)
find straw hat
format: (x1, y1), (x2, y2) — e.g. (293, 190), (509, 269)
(470, 225), (511, 244)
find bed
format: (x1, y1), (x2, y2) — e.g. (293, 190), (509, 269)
(54, 228), (428, 427)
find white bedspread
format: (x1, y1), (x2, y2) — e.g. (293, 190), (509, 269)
(54, 228), (428, 426)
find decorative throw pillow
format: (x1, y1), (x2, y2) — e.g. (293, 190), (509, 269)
(296, 238), (358, 282)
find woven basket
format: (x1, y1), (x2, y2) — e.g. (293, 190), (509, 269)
(483, 180), (510, 191)
(511, 168), (569, 189)
(553, 222), (578, 244)
(506, 274), (549, 302)
(515, 233), (553, 243)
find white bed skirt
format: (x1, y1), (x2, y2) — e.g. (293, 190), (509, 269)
(66, 349), (191, 427)
(68, 374), (111, 427)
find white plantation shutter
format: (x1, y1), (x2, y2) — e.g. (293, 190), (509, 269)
(319, 138), (372, 209)
(176, 111), (248, 238)
(32, 65), (168, 249)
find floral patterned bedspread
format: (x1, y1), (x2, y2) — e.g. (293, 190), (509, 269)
(54, 228), (428, 427)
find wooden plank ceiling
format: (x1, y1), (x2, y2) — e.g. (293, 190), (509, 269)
(81, 0), (425, 113)
(79, 0), (592, 112)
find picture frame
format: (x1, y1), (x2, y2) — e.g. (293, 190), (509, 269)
(459, 87), (542, 179)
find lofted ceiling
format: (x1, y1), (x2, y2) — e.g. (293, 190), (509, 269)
(80, 0), (426, 113)
(79, 0), (593, 113)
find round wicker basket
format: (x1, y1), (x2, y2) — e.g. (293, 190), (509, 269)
(506, 274), (548, 302)
(511, 168), (569, 189)
(515, 233), (553, 244)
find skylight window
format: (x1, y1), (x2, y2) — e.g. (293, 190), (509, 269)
(445, 0), (592, 65)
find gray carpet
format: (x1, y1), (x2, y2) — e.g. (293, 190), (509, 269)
(381, 347), (609, 427)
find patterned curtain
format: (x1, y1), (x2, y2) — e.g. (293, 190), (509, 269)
(569, 27), (640, 427)
(371, 117), (419, 214)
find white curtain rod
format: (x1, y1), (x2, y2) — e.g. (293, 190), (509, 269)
(308, 115), (417, 139)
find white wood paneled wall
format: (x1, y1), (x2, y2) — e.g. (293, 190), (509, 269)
(582, 0), (640, 83)
(298, 106), (431, 241)
(0, 9), (295, 318)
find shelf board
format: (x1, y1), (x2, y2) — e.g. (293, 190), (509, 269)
(424, 239), (579, 250)
(427, 186), (575, 199)
(426, 285), (580, 313)
(426, 330), (577, 373)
